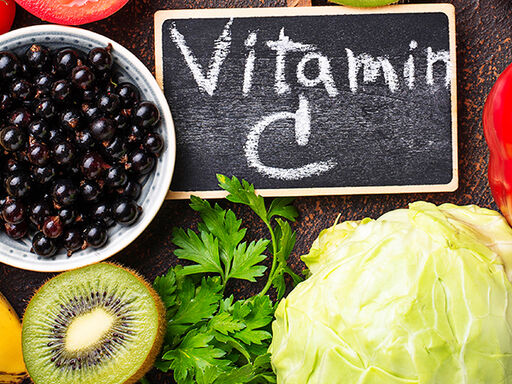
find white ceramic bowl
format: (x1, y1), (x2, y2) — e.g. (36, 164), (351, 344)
(0, 25), (175, 272)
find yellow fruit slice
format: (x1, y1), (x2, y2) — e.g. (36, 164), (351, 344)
(0, 292), (27, 384)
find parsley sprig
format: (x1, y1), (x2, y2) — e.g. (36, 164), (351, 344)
(153, 175), (301, 383)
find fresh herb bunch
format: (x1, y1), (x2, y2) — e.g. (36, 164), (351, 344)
(153, 175), (302, 383)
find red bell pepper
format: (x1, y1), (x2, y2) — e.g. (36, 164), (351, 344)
(484, 63), (512, 224)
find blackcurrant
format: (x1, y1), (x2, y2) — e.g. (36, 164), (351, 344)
(5, 221), (28, 240)
(34, 98), (56, 120)
(0, 52), (20, 80)
(54, 48), (79, 75)
(25, 44), (51, 71)
(2, 197), (25, 224)
(103, 136), (129, 161)
(88, 46), (113, 73)
(52, 179), (78, 206)
(83, 221), (107, 248)
(119, 179), (142, 200)
(116, 82), (140, 108)
(34, 72), (53, 93)
(90, 117), (116, 141)
(74, 131), (96, 151)
(60, 109), (83, 131)
(127, 149), (155, 175)
(89, 202), (114, 227)
(71, 65), (95, 90)
(132, 101), (160, 129)
(32, 165), (56, 185)
(28, 142), (50, 166)
(11, 79), (33, 102)
(51, 79), (72, 103)
(80, 152), (105, 180)
(63, 227), (83, 256)
(5, 173), (31, 198)
(105, 165), (128, 188)
(144, 132), (164, 155)
(53, 141), (76, 166)
(32, 231), (57, 257)
(80, 180), (102, 202)
(28, 120), (50, 141)
(29, 201), (52, 226)
(81, 103), (102, 121)
(112, 198), (140, 226)
(58, 207), (77, 226)
(9, 108), (32, 128)
(42, 216), (63, 239)
(0, 126), (25, 152)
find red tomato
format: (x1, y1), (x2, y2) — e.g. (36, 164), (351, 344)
(0, 0), (16, 35)
(14, 0), (129, 26)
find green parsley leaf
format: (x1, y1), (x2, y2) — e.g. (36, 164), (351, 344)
(190, 196), (246, 262)
(217, 175), (269, 224)
(153, 267), (177, 310)
(167, 276), (223, 337)
(162, 329), (230, 383)
(269, 219), (301, 299)
(231, 296), (273, 346)
(227, 239), (269, 282)
(209, 311), (245, 335)
(155, 176), (303, 384)
(212, 354), (275, 384)
(172, 228), (225, 278)
(268, 197), (299, 222)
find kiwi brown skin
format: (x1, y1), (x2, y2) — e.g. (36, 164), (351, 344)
(107, 263), (166, 384)
(22, 262), (166, 384)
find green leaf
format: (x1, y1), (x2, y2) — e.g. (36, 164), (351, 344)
(268, 197), (299, 222)
(271, 274), (286, 300)
(153, 268), (178, 310)
(155, 176), (302, 384)
(227, 239), (269, 282)
(190, 196), (247, 263)
(213, 332), (252, 364)
(217, 175), (268, 224)
(196, 366), (224, 384)
(162, 329), (231, 384)
(209, 312), (245, 335)
(168, 276), (223, 337)
(274, 219), (296, 265)
(269, 219), (301, 299)
(213, 354), (275, 384)
(173, 228), (224, 278)
(231, 296), (274, 346)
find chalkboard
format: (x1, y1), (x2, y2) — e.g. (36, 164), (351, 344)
(154, 5), (457, 199)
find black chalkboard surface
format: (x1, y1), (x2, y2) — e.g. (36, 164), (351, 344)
(154, 5), (457, 199)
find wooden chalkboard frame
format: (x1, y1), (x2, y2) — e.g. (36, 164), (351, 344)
(155, 4), (458, 200)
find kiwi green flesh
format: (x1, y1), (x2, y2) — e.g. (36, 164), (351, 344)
(22, 263), (162, 384)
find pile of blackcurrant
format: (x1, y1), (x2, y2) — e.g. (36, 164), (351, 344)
(0, 43), (164, 257)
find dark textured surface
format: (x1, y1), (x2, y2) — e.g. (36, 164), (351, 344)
(2, 0), (512, 382)
(161, 12), (454, 192)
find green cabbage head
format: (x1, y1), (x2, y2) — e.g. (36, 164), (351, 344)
(270, 202), (512, 384)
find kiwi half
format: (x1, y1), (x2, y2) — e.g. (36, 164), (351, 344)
(22, 263), (165, 384)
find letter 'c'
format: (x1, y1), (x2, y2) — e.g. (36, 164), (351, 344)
(244, 94), (337, 180)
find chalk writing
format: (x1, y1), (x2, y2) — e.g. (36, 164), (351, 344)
(166, 18), (453, 181)
(169, 18), (233, 96)
(244, 94), (337, 180)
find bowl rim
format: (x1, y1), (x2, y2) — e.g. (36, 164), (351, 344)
(0, 24), (176, 272)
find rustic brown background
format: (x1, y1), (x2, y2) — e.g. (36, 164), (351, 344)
(2, 0), (512, 382)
